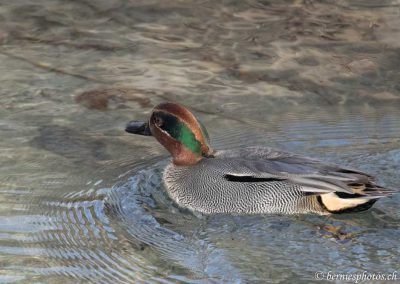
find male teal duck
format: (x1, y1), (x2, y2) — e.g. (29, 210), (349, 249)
(126, 102), (397, 215)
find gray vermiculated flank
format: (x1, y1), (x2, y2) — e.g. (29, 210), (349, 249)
(163, 146), (337, 214)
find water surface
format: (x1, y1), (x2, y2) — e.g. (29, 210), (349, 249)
(1, 0), (400, 283)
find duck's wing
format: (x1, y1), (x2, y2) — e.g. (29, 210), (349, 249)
(216, 147), (396, 196)
(218, 146), (367, 174)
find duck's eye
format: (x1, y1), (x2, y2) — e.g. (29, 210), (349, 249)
(154, 116), (164, 127)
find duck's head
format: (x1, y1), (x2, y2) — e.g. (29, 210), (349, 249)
(126, 102), (213, 165)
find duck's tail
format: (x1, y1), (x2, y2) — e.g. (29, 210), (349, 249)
(318, 182), (398, 214)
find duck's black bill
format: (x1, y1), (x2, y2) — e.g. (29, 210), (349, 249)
(125, 120), (152, 136)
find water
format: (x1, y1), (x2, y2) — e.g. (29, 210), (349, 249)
(1, 0), (400, 283)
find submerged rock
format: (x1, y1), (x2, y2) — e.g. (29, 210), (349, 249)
(75, 88), (152, 111)
(348, 59), (376, 74)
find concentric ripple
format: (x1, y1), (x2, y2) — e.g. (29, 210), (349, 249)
(105, 162), (242, 283)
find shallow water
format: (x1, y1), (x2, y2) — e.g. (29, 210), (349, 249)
(1, 0), (400, 283)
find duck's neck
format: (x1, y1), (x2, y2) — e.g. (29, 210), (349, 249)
(172, 148), (203, 166)
(172, 147), (216, 166)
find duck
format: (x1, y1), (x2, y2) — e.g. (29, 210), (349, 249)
(125, 102), (397, 215)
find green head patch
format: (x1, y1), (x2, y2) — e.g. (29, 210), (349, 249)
(153, 111), (205, 155)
